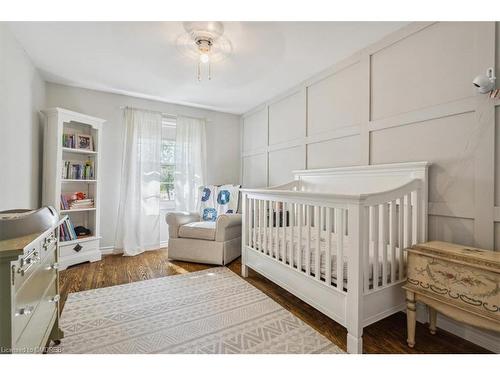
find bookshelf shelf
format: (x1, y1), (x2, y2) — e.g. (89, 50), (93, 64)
(60, 236), (100, 246)
(42, 107), (105, 270)
(60, 208), (96, 213)
(62, 147), (98, 155)
(61, 179), (97, 183)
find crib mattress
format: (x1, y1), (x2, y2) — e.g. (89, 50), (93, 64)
(250, 226), (401, 286)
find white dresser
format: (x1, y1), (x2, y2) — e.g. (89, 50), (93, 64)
(0, 222), (63, 353)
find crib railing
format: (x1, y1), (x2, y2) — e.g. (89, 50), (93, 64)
(242, 179), (422, 294)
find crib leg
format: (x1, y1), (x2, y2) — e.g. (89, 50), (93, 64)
(241, 264), (248, 277)
(347, 332), (363, 354)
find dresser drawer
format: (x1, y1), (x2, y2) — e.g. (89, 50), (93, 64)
(12, 243), (41, 288)
(13, 245), (57, 293)
(14, 279), (58, 353)
(39, 231), (57, 261)
(13, 251), (57, 343)
(60, 238), (98, 259)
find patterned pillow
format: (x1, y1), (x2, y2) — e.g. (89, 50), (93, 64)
(198, 184), (241, 221)
(216, 184), (240, 216)
(198, 185), (217, 221)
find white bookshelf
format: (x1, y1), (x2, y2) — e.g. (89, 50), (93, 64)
(42, 107), (105, 270)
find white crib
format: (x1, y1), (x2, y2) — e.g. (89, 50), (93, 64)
(240, 162), (430, 353)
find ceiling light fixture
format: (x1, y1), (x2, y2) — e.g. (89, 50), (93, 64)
(177, 22), (232, 82)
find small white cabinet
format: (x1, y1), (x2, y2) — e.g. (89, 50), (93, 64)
(42, 108), (105, 270)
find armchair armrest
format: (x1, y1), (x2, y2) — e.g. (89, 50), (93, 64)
(215, 214), (242, 242)
(166, 211), (200, 239)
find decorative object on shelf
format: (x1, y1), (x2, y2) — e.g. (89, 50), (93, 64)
(176, 21), (232, 81)
(76, 133), (93, 151)
(42, 107), (105, 270)
(74, 226), (91, 237)
(403, 241), (500, 350)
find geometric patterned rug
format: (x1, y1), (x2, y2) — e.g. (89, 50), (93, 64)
(56, 267), (344, 354)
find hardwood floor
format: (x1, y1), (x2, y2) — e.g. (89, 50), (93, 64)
(59, 248), (490, 354)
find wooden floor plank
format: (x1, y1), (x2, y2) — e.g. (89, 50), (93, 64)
(58, 248), (490, 354)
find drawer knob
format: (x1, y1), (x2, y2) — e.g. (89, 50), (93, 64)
(73, 244), (82, 252)
(46, 262), (59, 271)
(18, 252), (40, 276)
(49, 294), (60, 303)
(16, 306), (34, 316)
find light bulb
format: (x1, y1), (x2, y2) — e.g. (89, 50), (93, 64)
(199, 53), (210, 64)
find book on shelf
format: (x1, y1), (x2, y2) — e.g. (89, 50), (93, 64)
(59, 217), (78, 242)
(61, 159), (95, 180)
(60, 193), (95, 210)
(62, 133), (76, 149)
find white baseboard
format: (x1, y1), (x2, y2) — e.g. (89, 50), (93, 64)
(100, 241), (168, 256)
(416, 303), (500, 353)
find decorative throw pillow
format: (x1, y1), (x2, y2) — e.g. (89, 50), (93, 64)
(198, 185), (218, 221)
(216, 184), (240, 216)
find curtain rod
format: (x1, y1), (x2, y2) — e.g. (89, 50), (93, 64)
(119, 106), (210, 122)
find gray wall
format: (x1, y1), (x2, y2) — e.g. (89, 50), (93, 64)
(241, 21), (500, 252)
(0, 24), (46, 211)
(46, 83), (241, 248)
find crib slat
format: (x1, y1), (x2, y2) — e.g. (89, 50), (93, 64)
(247, 197), (251, 248)
(263, 200), (268, 255)
(282, 201), (286, 264)
(398, 196), (405, 280)
(325, 208), (332, 285)
(252, 199), (258, 249)
(371, 205), (379, 290)
(405, 193), (412, 248)
(414, 189), (420, 243)
(258, 199), (262, 252)
(306, 205), (311, 276)
(335, 208), (344, 291)
(315, 206), (321, 280)
(363, 207), (370, 292)
(289, 203), (295, 269)
(274, 201), (279, 258)
(297, 204), (303, 272)
(381, 203), (389, 287)
(390, 200), (397, 283)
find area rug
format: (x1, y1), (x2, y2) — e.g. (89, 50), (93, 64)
(57, 267), (343, 354)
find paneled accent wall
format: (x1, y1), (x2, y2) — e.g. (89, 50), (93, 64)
(241, 21), (500, 251)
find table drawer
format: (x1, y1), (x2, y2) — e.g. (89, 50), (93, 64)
(60, 238), (98, 259)
(13, 251), (57, 342)
(14, 278), (58, 353)
(407, 252), (500, 317)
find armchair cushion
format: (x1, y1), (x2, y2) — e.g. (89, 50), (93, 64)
(166, 212), (200, 239)
(178, 221), (216, 241)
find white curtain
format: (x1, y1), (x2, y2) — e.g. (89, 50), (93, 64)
(174, 116), (207, 212)
(115, 108), (162, 256)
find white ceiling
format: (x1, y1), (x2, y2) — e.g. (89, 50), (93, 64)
(8, 22), (408, 114)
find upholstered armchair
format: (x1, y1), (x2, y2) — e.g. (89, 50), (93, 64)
(166, 211), (242, 265)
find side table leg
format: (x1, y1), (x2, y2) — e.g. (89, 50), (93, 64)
(406, 290), (416, 348)
(428, 307), (437, 335)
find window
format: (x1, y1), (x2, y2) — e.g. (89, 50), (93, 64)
(160, 116), (176, 204)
